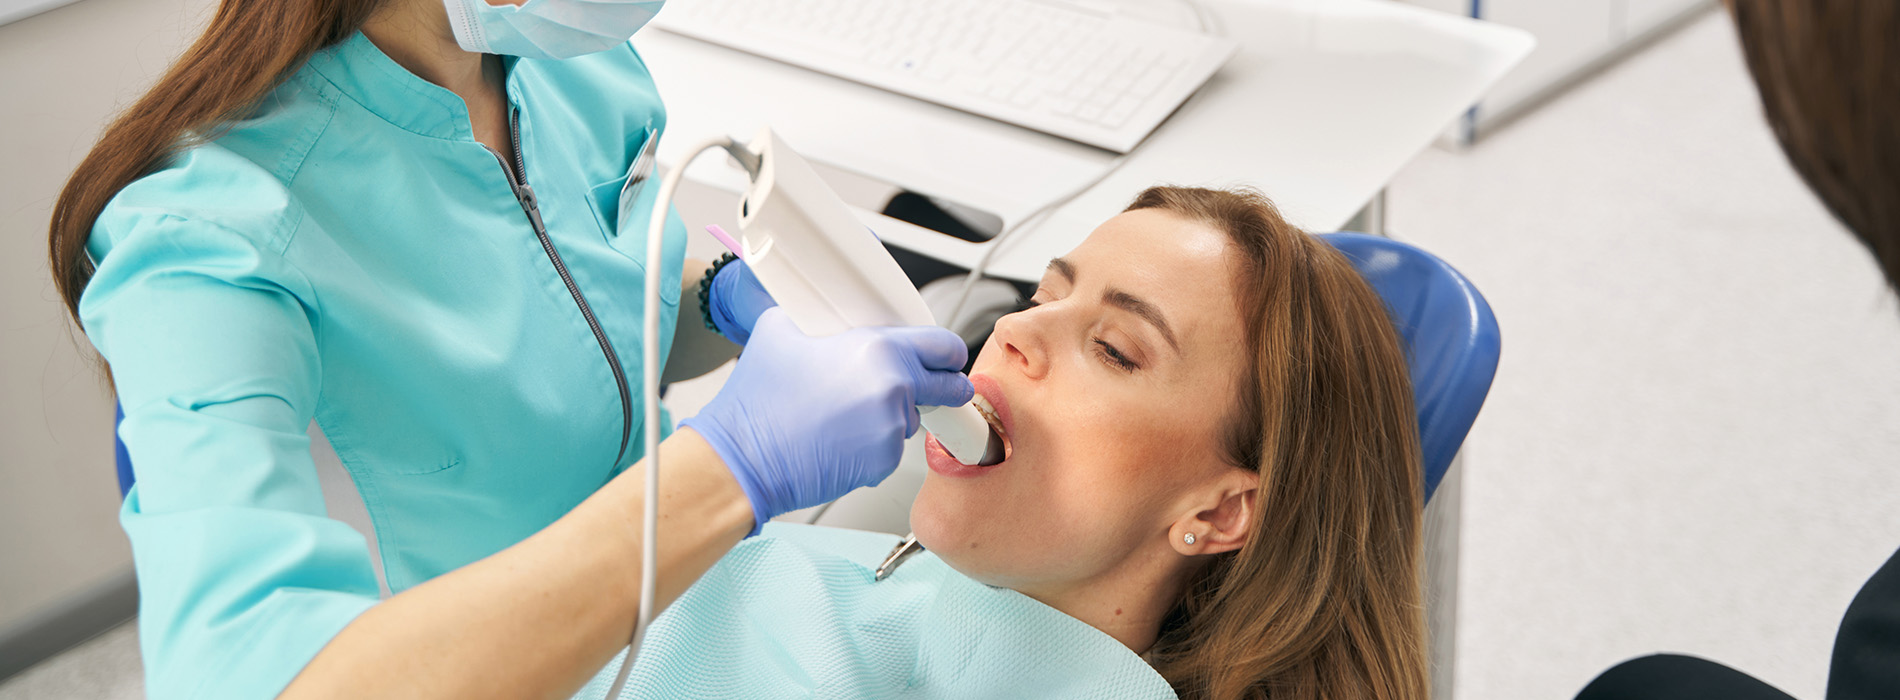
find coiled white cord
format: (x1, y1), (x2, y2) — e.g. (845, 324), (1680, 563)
(602, 136), (753, 700)
(607, 125), (1132, 693)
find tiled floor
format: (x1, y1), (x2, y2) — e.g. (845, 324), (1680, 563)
(8, 9), (1899, 700)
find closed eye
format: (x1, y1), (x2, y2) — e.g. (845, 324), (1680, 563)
(1094, 339), (1139, 372)
(1019, 296), (1142, 372)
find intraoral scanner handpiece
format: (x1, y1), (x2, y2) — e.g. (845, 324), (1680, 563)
(611, 130), (996, 699)
(726, 128), (1004, 466)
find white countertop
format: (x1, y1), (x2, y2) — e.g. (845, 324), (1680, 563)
(634, 0), (1531, 281)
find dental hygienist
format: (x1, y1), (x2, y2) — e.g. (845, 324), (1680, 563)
(45, 0), (974, 697)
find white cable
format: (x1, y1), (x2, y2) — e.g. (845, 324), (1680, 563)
(798, 156), (1131, 530)
(604, 136), (739, 700)
(802, 493), (838, 525)
(944, 0), (1212, 331)
(947, 0), (1224, 327)
(616, 136), (1119, 688)
(941, 154), (1133, 331)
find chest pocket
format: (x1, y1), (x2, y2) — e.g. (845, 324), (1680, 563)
(585, 126), (683, 304)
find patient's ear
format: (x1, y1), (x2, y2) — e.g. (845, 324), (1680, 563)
(1171, 469), (1258, 556)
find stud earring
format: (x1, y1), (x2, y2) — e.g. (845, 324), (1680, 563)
(1183, 532), (1197, 545)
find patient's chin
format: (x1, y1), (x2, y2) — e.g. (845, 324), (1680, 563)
(910, 486), (1017, 587)
(912, 491), (980, 568)
(909, 488), (954, 554)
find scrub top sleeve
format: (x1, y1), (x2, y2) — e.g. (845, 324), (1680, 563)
(81, 214), (381, 700)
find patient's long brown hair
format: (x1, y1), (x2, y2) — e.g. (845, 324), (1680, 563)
(1134, 187), (1427, 700)
(48, 0), (384, 323)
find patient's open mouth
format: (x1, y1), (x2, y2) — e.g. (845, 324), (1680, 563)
(927, 373), (1016, 476)
(926, 375), (1015, 476)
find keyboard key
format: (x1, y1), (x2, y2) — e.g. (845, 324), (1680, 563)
(1132, 46), (1160, 68)
(1130, 67), (1169, 97)
(1052, 59), (1086, 85)
(1104, 96), (1142, 127)
(1008, 83), (1039, 107)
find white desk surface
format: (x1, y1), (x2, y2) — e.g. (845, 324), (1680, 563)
(634, 0), (1532, 282)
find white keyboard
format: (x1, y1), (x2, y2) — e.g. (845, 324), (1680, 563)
(652, 0), (1238, 153)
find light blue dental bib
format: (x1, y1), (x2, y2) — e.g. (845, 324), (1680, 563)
(579, 523), (1177, 699)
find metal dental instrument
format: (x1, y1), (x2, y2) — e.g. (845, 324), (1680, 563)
(876, 534), (926, 582)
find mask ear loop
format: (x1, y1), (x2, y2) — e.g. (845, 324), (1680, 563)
(441, 0), (493, 55)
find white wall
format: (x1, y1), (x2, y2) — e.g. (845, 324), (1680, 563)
(1403, 0), (1712, 140)
(0, 0), (217, 629)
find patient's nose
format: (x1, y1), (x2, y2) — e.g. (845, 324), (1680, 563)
(990, 311), (1047, 380)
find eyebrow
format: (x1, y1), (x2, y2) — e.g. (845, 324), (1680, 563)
(1047, 257), (1076, 282)
(1046, 257), (1180, 354)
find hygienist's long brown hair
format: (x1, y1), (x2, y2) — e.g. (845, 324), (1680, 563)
(1726, 1), (1900, 292)
(1134, 187), (1428, 700)
(48, 0), (385, 323)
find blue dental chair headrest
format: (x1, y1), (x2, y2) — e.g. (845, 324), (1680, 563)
(1318, 232), (1500, 504)
(115, 404), (133, 498)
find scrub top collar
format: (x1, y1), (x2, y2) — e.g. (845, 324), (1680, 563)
(303, 31), (524, 143)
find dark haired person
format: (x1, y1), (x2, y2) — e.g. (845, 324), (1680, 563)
(1576, 3), (1899, 699)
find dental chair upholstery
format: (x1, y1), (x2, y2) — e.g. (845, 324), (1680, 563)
(1318, 232), (1500, 503)
(115, 233), (1500, 507)
(115, 404), (134, 499)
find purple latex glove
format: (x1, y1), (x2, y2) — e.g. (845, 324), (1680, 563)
(681, 308), (973, 535)
(707, 258), (777, 345)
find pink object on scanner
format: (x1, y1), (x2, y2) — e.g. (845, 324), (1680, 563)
(705, 224), (744, 259)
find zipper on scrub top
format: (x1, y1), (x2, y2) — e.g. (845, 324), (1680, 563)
(486, 106), (635, 467)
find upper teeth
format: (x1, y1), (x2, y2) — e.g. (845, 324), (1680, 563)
(971, 394), (1004, 436)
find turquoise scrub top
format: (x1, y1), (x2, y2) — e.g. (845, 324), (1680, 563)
(79, 32), (687, 699)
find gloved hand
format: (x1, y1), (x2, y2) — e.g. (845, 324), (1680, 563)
(681, 308), (973, 535)
(705, 258), (777, 345)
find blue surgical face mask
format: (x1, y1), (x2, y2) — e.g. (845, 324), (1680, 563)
(443, 0), (666, 60)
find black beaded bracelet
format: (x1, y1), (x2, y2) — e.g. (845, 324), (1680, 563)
(697, 252), (741, 335)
